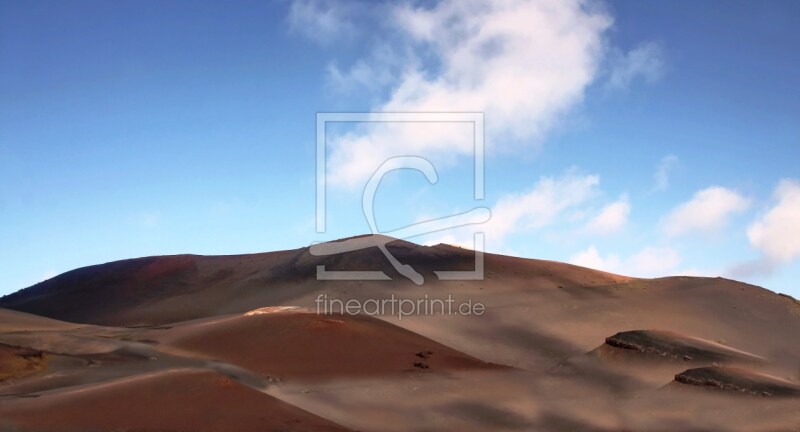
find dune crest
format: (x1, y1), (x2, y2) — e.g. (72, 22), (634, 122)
(244, 306), (303, 316)
(151, 311), (505, 380)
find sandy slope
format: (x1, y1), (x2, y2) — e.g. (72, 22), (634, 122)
(0, 238), (627, 326)
(552, 329), (770, 388)
(152, 309), (503, 380)
(0, 368), (350, 431)
(1, 235), (800, 431)
(0, 308), (82, 332)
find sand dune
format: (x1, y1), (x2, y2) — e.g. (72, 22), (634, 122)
(0, 343), (47, 383)
(0, 368), (350, 431)
(152, 309), (504, 380)
(1, 235), (800, 430)
(0, 308), (82, 332)
(552, 329), (770, 389)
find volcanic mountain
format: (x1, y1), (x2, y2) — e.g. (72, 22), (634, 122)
(0, 235), (627, 326)
(1, 235), (800, 431)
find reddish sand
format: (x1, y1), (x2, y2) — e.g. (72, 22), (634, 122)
(0, 343), (47, 382)
(1, 235), (800, 431)
(154, 310), (503, 380)
(0, 308), (82, 332)
(0, 368), (350, 431)
(0, 238), (629, 326)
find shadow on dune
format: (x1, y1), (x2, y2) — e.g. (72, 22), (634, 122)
(557, 283), (621, 301)
(465, 315), (650, 395)
(464, 310), (583, 368)
(531, 413), (614, 432)
(532, 412), (727, 432)
(442, 401), (531, 430)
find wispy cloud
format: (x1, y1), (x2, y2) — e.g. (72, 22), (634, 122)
(326, 43), (408, 96)
(286, 0), (361, 45)
(653, 154), (678, 192)
(662, 186), (750, 237)
(584, 194), (630, 235)
(730, 179), (800, 278)
(727, 258), (779, 279)
(485, 172), (600, 245)
(570, 245), (681, 278)
(747, 179), (800, 263)
(606, 41), (665, 90)
(421, 171), (601, 251)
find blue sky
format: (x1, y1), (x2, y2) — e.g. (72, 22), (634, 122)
(1, 0), (798, 296)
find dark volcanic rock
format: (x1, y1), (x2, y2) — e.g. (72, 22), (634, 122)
(674, 366), (800, 397)
(604, 330), (764, 364)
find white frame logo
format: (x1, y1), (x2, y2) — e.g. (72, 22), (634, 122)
(312, 112), (488, 285)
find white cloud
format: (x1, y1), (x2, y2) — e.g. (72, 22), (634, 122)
(324, 0), (613, 187)
(626, 247), (681, 277)
(653, 154), (678, 192)
(585, 194), (630, 234)
(570, 245), (681, 278)
(746, 179), (800, 264)
(484, 172), (600, 246)
(417, 171), (600, 251)
(327, 121), (474, 187)
(569, 245), (621, 271)
(607, 41), (665, 90)
(286, 0), (359, 45)
(662, 187), (750, 237)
